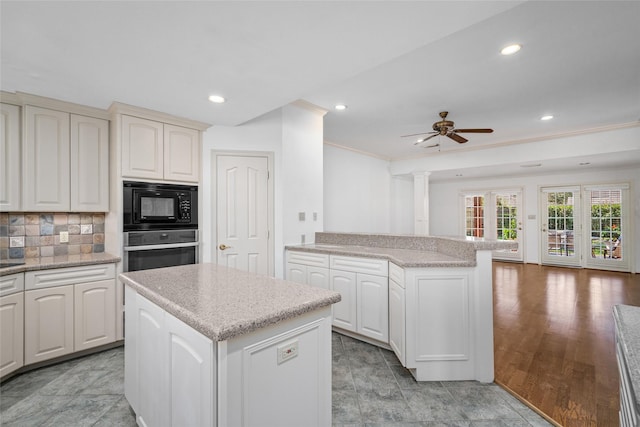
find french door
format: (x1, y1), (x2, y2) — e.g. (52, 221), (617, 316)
(462, 189), (523, 261)
(540, 184), (630, 271)
(540, 187), (581, 267)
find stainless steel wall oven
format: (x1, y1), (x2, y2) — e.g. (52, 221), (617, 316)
(123, 181), (199, 272)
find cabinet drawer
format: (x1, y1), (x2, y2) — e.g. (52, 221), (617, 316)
(25, 263), (116, 290)
(286, 250), (329, 268)
(389, 263), (405, 288)
(0, 273), (24, 297)
(330, 255), (388, 277)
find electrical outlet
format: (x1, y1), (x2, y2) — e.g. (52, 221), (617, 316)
(301, 234), (306, 244)
(298, 212), (305, 221)
(313, 212), (317, 221)
(277, 340), (299, 364)
(60, 231), (69, 243)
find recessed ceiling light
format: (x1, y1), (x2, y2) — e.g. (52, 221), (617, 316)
(500, 44), (521, 56)
(208, 95), (226, 104)
(540, 115), (554, 121)
(335, 104), (347, 111)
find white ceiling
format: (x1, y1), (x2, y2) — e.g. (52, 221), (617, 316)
(2, 1), (639, 176)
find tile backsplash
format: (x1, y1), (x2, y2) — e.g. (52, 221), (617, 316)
(1, 213), (105, 259)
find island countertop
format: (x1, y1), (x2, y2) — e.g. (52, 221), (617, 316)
(286, 232), (518, 268)
(119, 263), (341, 342)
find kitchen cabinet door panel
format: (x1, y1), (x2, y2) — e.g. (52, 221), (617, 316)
(357, 273), (388, 342)
(0, 103), (21, 210)
(122, 115), (164, 180)
(163, 124), (199, 182)
(24, 285), (74, 364)
(0, 292), (24, 378)
(74, 279), (116, 351)
(23, 106), (70, 211)
(330, 270), (357, 332)
(71, 114), (109, 211)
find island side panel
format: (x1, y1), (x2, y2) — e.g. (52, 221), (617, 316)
(219, 307), (333, 427)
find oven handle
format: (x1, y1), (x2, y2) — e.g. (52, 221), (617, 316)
(123, 242), (200, 252)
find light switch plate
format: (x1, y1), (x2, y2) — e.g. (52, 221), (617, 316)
(298, 212), (305, 221)
(59, 231), (69, 243)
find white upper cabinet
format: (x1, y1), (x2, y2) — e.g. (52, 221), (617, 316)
(23, 106), (71, 211)
(0, 103), (21, 211)
(164, 124), (200, 182)
(71, 114), (109, 211)
(10, 93), (110, 212)
(122, 116), (201, 183)
(122, 115), (164, 180)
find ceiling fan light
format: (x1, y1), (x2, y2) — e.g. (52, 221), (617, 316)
(335, 104), (347, 111)
(501, 44), (521, 55)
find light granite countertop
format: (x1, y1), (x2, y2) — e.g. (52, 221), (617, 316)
(0, 252), (120, 276)
(613, 304), (640, 412)
(286, 232), (518, 268)
(119, 263), (341, 342)
(286, 243), (476, 268)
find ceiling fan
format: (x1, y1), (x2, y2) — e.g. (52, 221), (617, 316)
(402, 111), (493, 145)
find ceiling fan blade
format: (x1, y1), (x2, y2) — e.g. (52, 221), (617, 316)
(453, 128), (493, 133)
(401, 131), (436, 138)
(447, 132), (468, 144)
(413, 134), (438, 145)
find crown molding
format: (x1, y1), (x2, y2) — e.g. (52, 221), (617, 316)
(109, 101), (211, 131)
(1, 91), (110, 120)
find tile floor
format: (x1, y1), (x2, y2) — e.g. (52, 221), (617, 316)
(0, 333), (553, 426)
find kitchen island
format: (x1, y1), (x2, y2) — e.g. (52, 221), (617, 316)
(286, 232), (517, 383)
(119, 263), (340, 427)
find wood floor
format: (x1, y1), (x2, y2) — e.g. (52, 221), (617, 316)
(493, 262), (640, 427)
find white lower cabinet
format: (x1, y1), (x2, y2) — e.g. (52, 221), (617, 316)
(329, 255), (389, 343)
(0, 273), (25, 378)
(286, 251), (389, 343)
(23, 264), (117, 365)
(285, 251), (330, 289)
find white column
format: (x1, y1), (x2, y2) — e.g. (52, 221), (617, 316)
(413, 172), (430, 235)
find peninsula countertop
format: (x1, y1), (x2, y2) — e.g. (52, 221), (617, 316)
(286, 233), (518, 268)
(119, 263), (341, 342)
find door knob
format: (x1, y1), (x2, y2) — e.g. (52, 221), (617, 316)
(219, 244), (232, 251)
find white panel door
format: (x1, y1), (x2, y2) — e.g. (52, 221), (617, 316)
(330, 270), (357, 332)
(24, 285), (74, 364)
(164, 124), (199, 182)
(0, 103), (21, 211)
(357, 273), (389, 342)
(216, 155), (270, 275)
(23, 105), (70, 211)
(74, 279), (116, 351)
(0, 293), (24, 377)
(166, 312), (214, 427)
(121, 115), (164, 180)
(70, 114), (109, 211)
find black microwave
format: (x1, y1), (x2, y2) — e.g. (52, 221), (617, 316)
(123, 181), (198, 231)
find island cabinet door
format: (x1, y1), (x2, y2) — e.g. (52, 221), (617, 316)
(165, 312), (214, 427)
(330, 270), (357, 332)
(136, 293), (168, 427)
